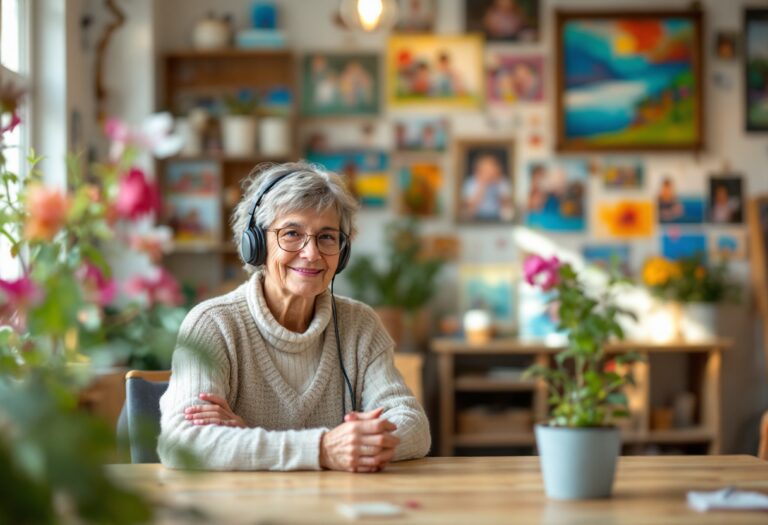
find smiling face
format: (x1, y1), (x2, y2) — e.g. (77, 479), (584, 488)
(263, 207), (342, 304)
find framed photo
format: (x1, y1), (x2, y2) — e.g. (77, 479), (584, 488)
(709, 229), (747, 261)
(465, 0), (539, 42)
(387, 35), (484, 109)
(305, 150), (389, 207)
(525, 160), (588, 232)
(708, 175), (744, 224)
(393, 117), (448, 152)
(459, 264), (518, 336)
(163, 161), (221, 246)
(656, 175), (704, 224)
(395, 0), (435, 32)
(301, 53), (379, 116)
(487, 53), (544, 104)
(454, 139), (515, 223)
(597, 158), (645, 189)
(714, 31), (739, 61)
(396, 161), (443, 217)
(555, 10), (704, 151)
(745, 9), (768, 131)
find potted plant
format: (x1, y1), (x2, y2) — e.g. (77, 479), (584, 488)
(641, 254), (738, 342)
(345, 219), (444, 350)
(523, 254), (640, 500)
(221, 88), (259, 156)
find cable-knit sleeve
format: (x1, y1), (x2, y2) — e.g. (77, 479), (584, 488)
(157, 305), (328, 471)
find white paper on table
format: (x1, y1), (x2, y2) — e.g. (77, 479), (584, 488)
(687, 487), (768, 512)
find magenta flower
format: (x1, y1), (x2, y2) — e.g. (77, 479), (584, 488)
(0, 110), (20, 136)
(523, 254), (561, 291)
(125, 267), (182, 307)
(0, 276), (44, 331)
(114, 168), (161, 221)
(105, 113), (182, 162)
(77, 262), (117, 306)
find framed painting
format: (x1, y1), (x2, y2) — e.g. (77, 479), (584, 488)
(396, 161), (443, 217)
(525, 160), (588, 232)
(555, 10), (704, 152)
(656, 175), (704, 224)
(304, 150), (389, 208)
(454, 138), (515, 223)
(393, 117), (449, 152)
(387, 34), (484, 109)
(301, 53), (380, 117)
(465, 0), (539, 42)
(487, 53), (544, 104)
(745, 9), (768, 131)
(708, 175), (744, 224)
(459, 264), (518, 336)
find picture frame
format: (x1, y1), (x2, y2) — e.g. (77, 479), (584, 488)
(745, 9), (768, 132)
(459, 264), (518, 337)
(465, 0), (539, 42)
(655, 175), (704, 225)
(387, 34), (484, 110)
(395, 0), (436, 33)
(396, 160), (443, 217)
(305, 149), (390, 208)
(301, 53), (380, 117)
(393, 117), (449, 152)
(714, 31), (739, 61)
(163, 161), (222, 246)
(486, 53), (544, 104)
(555, 9), (704, 152)
(708, 175), (744, 224)
(525, 160), (588, 232)
(454, 138), (515, 223)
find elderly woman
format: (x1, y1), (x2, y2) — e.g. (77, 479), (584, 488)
(158, 162), (431, 472)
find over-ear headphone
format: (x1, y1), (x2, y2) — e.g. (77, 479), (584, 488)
(240, 171), (351, 274)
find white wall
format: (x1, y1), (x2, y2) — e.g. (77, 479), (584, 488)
(68, 0), (768, 453)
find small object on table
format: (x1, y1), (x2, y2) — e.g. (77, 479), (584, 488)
(336, 502), (403, 519)
(687, 487), (768, 512)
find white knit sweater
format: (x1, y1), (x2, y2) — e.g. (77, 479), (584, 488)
(158, 272), (431, 470)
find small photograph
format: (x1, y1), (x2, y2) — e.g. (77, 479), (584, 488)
(397, 161), (443, 217)
(387, 34), (483, 109)
(395, 0), (436, 32)
(301, 53), (379, 116)
(599, 158), (645, 190)
(661, 232), (708, 261)
(165, 161), (219, 196)
(393, 118), (448, 152)
(460, 264), (518, 336)
(714, 31), (739, 61)
(595, 200), (654, 239)
(305, 150), (389, 207)
(487, 54), (544, 104)
(708, 176), (743, 224)
(582, 244), (631, 276)
(455, 139), (515, 223)
(656, 176), (705, 224)
(525, 160), (588, 232)
(465, 0), (539, 42)
(165, 196), (220, 245)
(709, 229), (747, 261)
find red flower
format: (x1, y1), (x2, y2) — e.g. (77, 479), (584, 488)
(114, 168), (160, 221)
(125, 267), (182, 307)
(0, 276), (44, 331)
(523, 254), (561, 291)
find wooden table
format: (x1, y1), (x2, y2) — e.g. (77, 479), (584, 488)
(108, 455), (768, 524)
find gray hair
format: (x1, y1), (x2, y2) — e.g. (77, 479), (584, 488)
(231, 161), (359, 273)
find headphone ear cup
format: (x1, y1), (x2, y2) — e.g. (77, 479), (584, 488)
(240, 229), (257, 266)
(335, 243), (351, 274)
(251, 226), (268, 267)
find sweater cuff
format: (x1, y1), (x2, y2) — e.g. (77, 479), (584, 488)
(304, 427), (330, 470)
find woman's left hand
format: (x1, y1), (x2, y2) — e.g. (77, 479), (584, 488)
(184, 393), (247, 428)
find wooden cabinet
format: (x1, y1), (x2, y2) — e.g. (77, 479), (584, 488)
(432, 338), (731, 456)
(157, 50), (297, 299)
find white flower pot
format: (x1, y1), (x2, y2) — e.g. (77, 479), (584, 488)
(222, 116), (257, 157)
(535, 424), (620, 500)
(680, 302), (717, 342)
(258, 117), (291, 157)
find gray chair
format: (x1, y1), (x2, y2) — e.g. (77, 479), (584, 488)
(116, 370), (171, 463)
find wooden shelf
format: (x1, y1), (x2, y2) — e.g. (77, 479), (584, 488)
(160, 153), (295, 164)
(455, 375), (536, 392)
(455, 432), (535, 447)
(166, 49), (292, 59)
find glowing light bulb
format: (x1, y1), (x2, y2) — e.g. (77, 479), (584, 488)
(338, 0), (397, 33)
(357, 0), (383, 31)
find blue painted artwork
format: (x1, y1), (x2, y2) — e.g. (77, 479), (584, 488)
(658, 195), (705, 224)
(582, 244), (631, 276)
(525, 160), (587, 232)
(661, 233), (707, 260)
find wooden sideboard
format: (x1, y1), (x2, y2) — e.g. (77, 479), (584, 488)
(431, 338), (731, 456)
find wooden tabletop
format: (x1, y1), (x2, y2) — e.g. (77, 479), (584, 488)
(430, 337), (733, 354)
(107, 455), (768, 524)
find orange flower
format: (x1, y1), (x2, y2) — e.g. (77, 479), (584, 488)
(24, 184), (70, 241)
(598, 200), (654, 238)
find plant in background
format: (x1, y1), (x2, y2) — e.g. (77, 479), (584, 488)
(0, 84), (187, 521)
(523, 255), (641, 427)
(641, 254), (738, 303)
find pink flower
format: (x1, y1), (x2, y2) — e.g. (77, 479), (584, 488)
(24, 184), (70, 241)
(0, 110), (20, 136)
(128, 227), (173, 263)
(523, 254), (561, 291)
(114, 168), (161, 221)
(125, 267), (182, 307)
(105, 113), (182, 162)
(77, 262), (117, 306)
(0, 276), (44, 331)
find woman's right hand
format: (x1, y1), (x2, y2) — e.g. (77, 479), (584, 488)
(319, 407), (400, 473)
(184, 392), (247, 428)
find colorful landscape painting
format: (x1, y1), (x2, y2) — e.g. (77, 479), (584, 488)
(305, 150), (389, 208)
(556, 11), (702, 151)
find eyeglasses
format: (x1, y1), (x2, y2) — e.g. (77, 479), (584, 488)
(267, 227), (348, 256)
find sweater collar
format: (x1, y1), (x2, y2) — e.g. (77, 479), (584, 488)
(245, 271), (332, 353)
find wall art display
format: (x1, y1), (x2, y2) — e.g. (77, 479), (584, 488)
(708, 175), (744, 224)
(745, 9), (768, 131)
(459, 264), (518, 336)
(305, 150), (389, 207)
(487, 53), (544, 103)
(465, 0), (539, 42)
(395, 0), (436, 32)
(598, 158), (645, 189)
(709, 229), (747, 261)
(661, 232), (707, 260)
(555, 10), (704, 151)
(595, 200), (654, 239)
(582, 244), (632, 276)
(387, 34), (483, 109)
(393, 117), (448, 152)
(518, 283), (566, 343)
(656, 176), (704, 224)
(455, 139), (515, 223)
(301, 53), (379, 116)
(714, 31), (739, 61)
(163, 161), (221, 246)
(397, 161), (443, 216)
(525, 160), (588, 232)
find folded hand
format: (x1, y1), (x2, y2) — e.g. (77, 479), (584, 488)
(184, 393), (247, 428)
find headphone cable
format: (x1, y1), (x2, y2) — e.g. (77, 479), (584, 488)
(331, 276), (356, 422)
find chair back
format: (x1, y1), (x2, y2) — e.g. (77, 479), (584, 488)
(116, 370), (171, 463)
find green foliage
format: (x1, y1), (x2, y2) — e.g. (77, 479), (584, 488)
(524, 260), (642, 428)
(345, 219), (444, 312)
(642, 254), (738, 303)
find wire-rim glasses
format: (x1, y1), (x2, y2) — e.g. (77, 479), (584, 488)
(267, 227), (348, 256)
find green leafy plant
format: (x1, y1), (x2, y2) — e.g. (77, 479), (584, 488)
(522, 255), (642, 427)
(641, 254), (738, 303)
(345, 219), (444, 312)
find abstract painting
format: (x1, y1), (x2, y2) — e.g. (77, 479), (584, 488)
(555, 10), (703, 151)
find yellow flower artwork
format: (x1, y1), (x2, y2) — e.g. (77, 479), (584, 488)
(595, 200), (655, 239)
